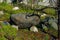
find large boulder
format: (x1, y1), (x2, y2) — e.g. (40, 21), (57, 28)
(10, 13), (40, 29)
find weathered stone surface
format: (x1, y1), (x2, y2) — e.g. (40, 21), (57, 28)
(49, 0), (57, 7)
(0, 0), (3, 3)
(38, 0), (50, 6)
(10, 13), (40, 29)
(30, 26), (38, 32)
(0, 11), (4, 15)
(12, 25), (18, 30)
(13, 7), (19, 10)
(38, 0), (57, 7)
(0, 11), (4, 18)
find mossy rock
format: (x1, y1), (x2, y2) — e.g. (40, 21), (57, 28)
(44, 8), (56, 16)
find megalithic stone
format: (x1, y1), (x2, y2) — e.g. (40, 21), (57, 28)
(10, 13), (40, 29)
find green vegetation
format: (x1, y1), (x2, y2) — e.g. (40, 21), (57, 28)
(0, 22), (17, 40)
(44, 34), (50, 40)
(0, 3), (34, 21)
(0, 3), (13, 11)
(15, 29), (50, 40)
(0, 2), (57, 21)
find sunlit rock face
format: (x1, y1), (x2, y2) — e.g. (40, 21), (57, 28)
(41, 14), (47, 17)
(12, 25), (18, 30)
(38, 0), (50, 6)
(13, 7), (19, 10)
(10, 13), (40, 29)
(0, 11), (4, 15)
(22, 0), (28, 4)
(49, 0), (57, 7)
(0, 0), (12, 3)
(38, 0), (57, 7)
(30, 26), (38, 32)
(0, 0), (3, 3)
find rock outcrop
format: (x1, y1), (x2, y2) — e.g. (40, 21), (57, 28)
(10, 13), (40, 29)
